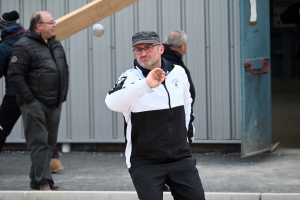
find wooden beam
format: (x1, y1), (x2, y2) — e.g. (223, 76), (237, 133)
(55, 0), (139, 41)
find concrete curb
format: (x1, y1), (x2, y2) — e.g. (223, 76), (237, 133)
(2, 191), (298, 200)
(261, 193), (300, 200)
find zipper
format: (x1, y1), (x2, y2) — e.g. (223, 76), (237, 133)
(38, 73), (41, 93)
(162, 81), (173, 157)
(49, 41), (61, 106)
(162, 82), (171, 108)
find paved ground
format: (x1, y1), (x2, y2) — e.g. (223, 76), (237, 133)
(0, 148), (299, 193)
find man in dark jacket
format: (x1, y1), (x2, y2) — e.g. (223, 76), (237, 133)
(0, 10), (25, 152)
(162, 30), (196, 143)
(8, 11), (69, 191)
(0, 10), (64, 174)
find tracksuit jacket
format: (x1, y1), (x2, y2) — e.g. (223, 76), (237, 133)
(105, 58), (194, 168)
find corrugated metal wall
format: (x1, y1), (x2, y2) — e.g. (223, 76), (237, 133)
(1, 0), (241, 144)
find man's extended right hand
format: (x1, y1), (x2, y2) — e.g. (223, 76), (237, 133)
(146, 68), (166, 88)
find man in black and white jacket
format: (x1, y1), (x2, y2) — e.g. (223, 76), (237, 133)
(105, 31), (205, 200)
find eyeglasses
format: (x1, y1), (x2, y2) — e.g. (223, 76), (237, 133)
(39, 21), (56, 26)
(133, 44), (160, 55)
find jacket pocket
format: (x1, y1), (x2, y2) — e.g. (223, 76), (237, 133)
(36, 72), (59, 105)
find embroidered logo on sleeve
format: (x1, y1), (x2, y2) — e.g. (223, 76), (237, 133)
(10, 56), (18, 63)
(172, 79), (180, 88)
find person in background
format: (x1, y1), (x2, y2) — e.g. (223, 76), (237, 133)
(162, 29), (196, 144)
(161, 30), (196, 192)
(0, 10), (25, 153)
(0, 10), (64, 174)
(8, 10), (69, 190)
(105, 31), (205, 200)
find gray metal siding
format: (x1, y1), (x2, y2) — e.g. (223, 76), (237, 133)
(1, 0), (241, 143)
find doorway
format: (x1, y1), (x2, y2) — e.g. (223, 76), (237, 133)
(270, 0), (300, 148)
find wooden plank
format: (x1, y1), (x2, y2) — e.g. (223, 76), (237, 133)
(55, 0), (139, 41)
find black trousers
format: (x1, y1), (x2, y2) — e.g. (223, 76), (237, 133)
(20, 100), (62, 189)
(0, 95), (21, 152)
(129, 157), (206, 200)
(0, 95), (60, 158)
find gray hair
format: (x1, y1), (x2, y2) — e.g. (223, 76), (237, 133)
(165, 30), (187, 48)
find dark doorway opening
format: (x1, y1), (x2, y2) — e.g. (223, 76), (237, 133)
(270, 0), (300, 148)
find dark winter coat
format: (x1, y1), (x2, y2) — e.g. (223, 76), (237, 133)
(8, 30), (69, 107)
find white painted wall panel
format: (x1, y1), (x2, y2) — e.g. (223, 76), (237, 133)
(160, 0), (181, 37)
(92, 17), (117, 142)
(185, 0), (207, 140)
(208, 0), (231, 140)
(135, 0), (158, 31)
(67, 0), (91, 141)
(230, 0), (241, 140)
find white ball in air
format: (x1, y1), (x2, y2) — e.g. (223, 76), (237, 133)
(92, 24), (105, 37)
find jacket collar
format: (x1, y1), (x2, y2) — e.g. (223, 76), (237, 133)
(134, 58), (173, 77)
(1, 23), (25, 40)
